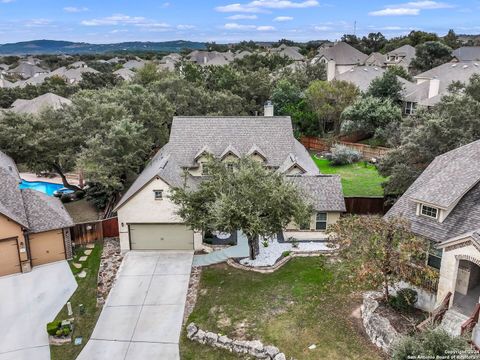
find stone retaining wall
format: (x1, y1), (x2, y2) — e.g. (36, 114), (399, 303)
(361, 291), (399, 353)
(187, 323), (286, 360)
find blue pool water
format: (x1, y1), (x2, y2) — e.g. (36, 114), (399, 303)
(19, 180), (71, 196)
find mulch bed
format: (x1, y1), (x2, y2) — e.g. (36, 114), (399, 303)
(376, 301), (428, 335)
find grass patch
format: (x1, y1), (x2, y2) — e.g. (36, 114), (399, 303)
(312, 156), (386, 197)
(180, 257), (382, 360)
(64, 199), (100, 224)
(50, 242), (103, 360)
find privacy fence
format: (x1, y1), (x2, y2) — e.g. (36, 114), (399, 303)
(344, 197), (392, 216)
(300, 136), (391, 159)
(70, 217), (119, 246)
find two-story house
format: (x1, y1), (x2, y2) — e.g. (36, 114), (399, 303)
(115, 115), (345, 253)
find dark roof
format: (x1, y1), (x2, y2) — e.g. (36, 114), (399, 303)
(287, 175), (346, 212)
(386, 140), (480, 243)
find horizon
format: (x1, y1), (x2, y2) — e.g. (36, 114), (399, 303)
(0, 0), (479, 44)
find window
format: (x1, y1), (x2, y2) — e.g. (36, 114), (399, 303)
(315, 212), (327, 231)
(201, 162), (211, 175)
(226, 162), (235, 172)
(404, 102), (416, 115)
(153, 190), (163, 200)
(427, 242), (442, 269)
(421, 204), (438, 219)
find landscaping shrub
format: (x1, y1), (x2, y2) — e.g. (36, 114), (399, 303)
(326, 144), (362, 166)
(282, 251), (291, 257)
(47, 320), (61, 336)
(389, 288), (418, 313)
(60, 193), (73, 203)
(392, 328), (472, 360)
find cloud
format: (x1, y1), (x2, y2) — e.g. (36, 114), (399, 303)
(161, 2), (171, 7)
(227, 14), (258, 19)
(177, 24), (195, 30)
(223, 23), (275, 31)
(216, 0), (319, 13)
(0, 0), (15, 3)
(64, 6), (88, 13)
(369, 1), (453, 16)
(314, 25), (332, 31)
(274, 16), (293, 21)
(81, 14), (148, 26)
(25, 19), (52, 27)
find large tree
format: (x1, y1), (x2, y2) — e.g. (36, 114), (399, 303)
(367, 70), (405, 103)
(305, 80), (359, 135)
(170, 157), (312, 260)
(411, 41), (452, 72)
(329, 216), (436, 301)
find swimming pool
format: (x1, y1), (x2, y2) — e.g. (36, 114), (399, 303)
(19, 180), (73, 196)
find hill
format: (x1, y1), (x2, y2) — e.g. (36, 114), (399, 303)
(0, 40), (206, 55)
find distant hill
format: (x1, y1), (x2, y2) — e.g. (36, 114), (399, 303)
(0, 40), (206, 55)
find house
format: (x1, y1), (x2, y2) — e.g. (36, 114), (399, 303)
(50, 66), (99, 84)
(9, 93), (72, 115)
(365, 52), (386, 67)
(234, 50), (252, 60)
(386, 140), (480, 318)
(0, 151), (74, 276)
(0, 77), (14, 89)
(312, 42), (368, 81)
(452, 47), (480, 62)
(115, 112), (345, 252)
(402, 61), (480, 114)
(123, 59), (146, 71)
(384, 45), (416, 70)
(187, 50), (233, 66)
(113, 68), (135, 82)
(7, 61), (49, 79)
(271, 45), (305, 61)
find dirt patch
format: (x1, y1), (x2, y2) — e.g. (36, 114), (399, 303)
(232, 319), (253, 340)
(376, 302), (427, 335)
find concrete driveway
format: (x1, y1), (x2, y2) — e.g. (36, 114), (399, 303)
(77, 251), (193, 360)
(0, 261), (77, 360)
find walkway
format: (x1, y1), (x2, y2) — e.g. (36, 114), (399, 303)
(77, 251), (193, 360)
(0, 261), (77, 360)
(193, 231), (249, 267)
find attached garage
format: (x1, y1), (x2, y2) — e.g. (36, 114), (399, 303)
(0, 238), (21, 276)
(29, 230), (66, 267)
(130, 224), (194, 250)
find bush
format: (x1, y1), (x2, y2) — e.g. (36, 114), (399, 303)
(47, 320), (61, 336)
(392, 328), (472, 360)
(326, 144), (362, 166)
(60, 193), (73, 203)
(282, 251), (291, 258)
(389, 288), (418, 313)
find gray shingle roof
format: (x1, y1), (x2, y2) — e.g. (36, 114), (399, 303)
(316, 42), (368, 65)
(453, 47), (480, 62)
(365, 52), (386, 67)
(336, 66), (414, 92)
(386, 140), (480, 243)
(287, 175), (346, 212)
(10, 93), (72, 114)
(0, 151), (74, 232)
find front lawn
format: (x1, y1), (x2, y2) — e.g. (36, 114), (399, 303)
(50, 242), (103, 360)
(312, 156), (386, 197)
(180, 257), (382, 360)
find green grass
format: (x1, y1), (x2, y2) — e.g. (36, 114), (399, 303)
(180, 257), (382, 360)
(50, 243), (103, 360)
(312, 156), (386, 197)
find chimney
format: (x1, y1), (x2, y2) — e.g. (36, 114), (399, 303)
(428, 79), (440, 99)
(203, 56), (208, 64)
(327, 60), (336, 82)
(264, 101), (274, 117)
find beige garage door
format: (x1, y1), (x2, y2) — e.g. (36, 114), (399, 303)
(0, 238), (21, 276)
(130, 224), (194, 250)
(29, 230), (66, 267)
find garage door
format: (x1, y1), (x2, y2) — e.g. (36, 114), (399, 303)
(130, 224), (194, 250)
(0, 238), (21, 276)
(29, 230), (66, 267)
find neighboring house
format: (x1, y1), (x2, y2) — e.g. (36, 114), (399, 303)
(234, 50), (252, 60)
(115, 112), (345, 253)
(187, 50), (233, 66)
(113, 68), (135, 82)
(402, 61), (480, 115)
(365, 52), (386, 67)
(452, 47), (480, 62)
(312, 42), (368, 80)
(0, 151), (74, 276)
(158, 53), (181, 72)
(7, 61), (49, 79)
(386, 140), (480, 316)
(69, 61), (88, 69)
(271, 45), (305, 61)
(50, 66), (99, 84)
(384, 45), (416, 70)
(0, 77), (14, 89)
(9, 93), (72, 115)
(123, 59), (146, 71)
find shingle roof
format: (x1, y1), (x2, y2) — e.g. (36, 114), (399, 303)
(386, 45), (416, 67)
(0, 167), (29, 227)
(453, 47), (480, 62)
(365, 52), (386, 67)
(336, 66), (414, 92)
(287, 175), (346, 212)
(386, 140), (480, 243)
(123, 60), (146, 70)
(8, 62), (48, 78)
(113, 68), (135, 81)
(10, 93), (72, 114)
(316, 42), (368, 65)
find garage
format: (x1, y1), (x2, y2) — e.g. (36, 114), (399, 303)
(0, 238), (21, 276)
(130, 224), (194, 250)
(29, 230), (66, 267)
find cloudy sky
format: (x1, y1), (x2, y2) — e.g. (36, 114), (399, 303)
(0, 0), (478, 44)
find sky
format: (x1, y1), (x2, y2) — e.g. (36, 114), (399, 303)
(0, 0), (479, 44)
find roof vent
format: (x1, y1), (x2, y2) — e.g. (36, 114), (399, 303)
(452, 63), (457, 67)
(474, 63), (479, 67)
(463, 65), (469, 69)
(363, 68), (368, 72)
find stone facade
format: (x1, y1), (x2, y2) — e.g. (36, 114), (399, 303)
(186, 323), (286, 359)
(361, 292), (399, 353)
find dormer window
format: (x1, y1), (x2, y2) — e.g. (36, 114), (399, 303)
(153, 190), (163, 200)
(421, 204), (438, 219)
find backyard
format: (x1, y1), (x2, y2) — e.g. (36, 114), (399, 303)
(180, 257), (383, 360)
(50, 243), (103, 360)
(312, 156), (386, 197)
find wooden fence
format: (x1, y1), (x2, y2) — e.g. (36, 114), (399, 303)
(71, 217), (119, 246)
(300, 136), (391, 159)
(345, 197), (392, 215)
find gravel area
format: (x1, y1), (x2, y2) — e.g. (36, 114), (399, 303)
(240, 238), (334, 267)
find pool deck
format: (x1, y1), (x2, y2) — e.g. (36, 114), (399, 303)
(20, 173), (80, 186)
